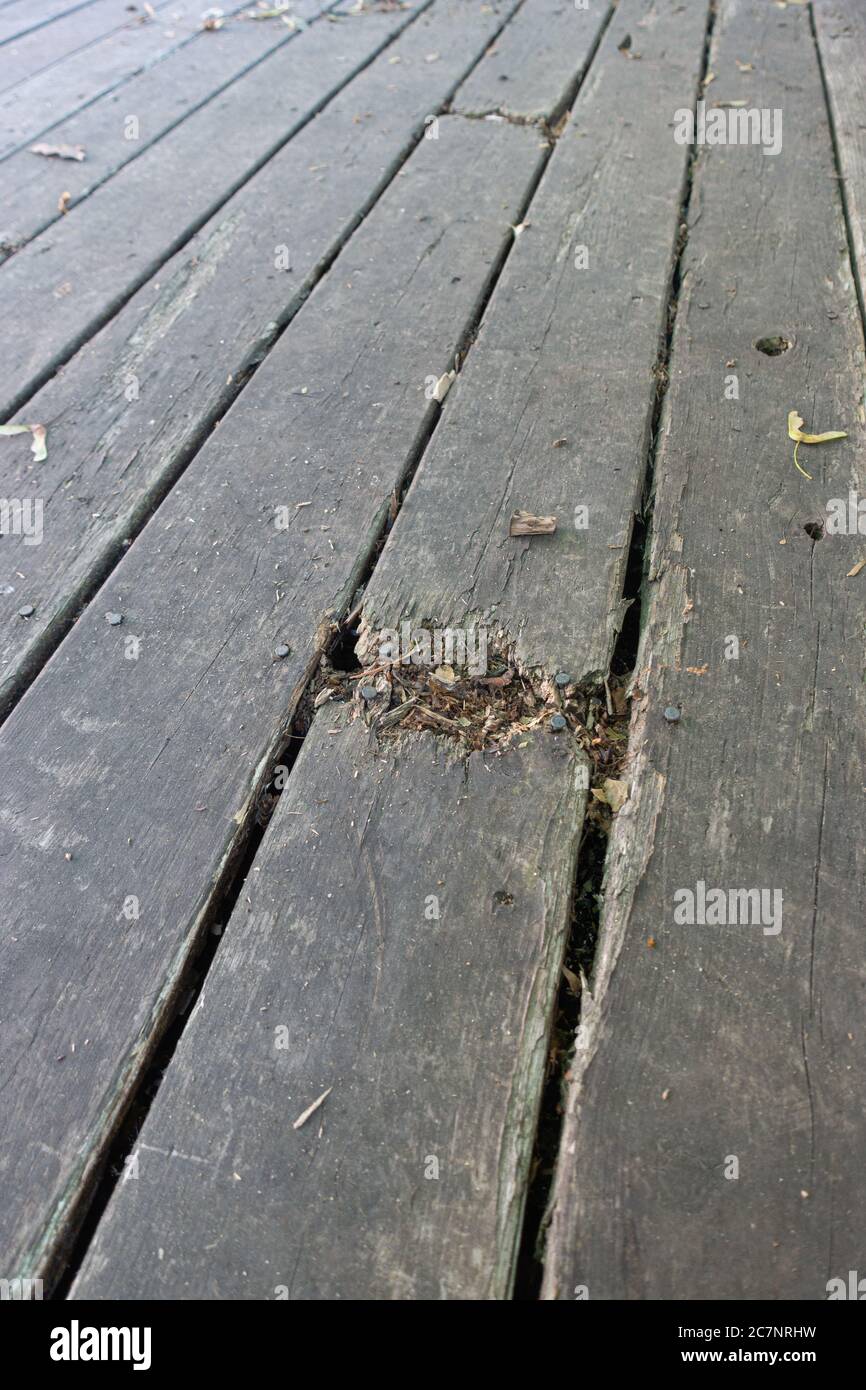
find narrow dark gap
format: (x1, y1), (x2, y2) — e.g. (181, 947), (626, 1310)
(48, 0), (590, 1297)
(0, 0), (436, 423)
(51, 691), (316, 1300)
(810, 1), (866, 353)
(512, 0), (718, 1301)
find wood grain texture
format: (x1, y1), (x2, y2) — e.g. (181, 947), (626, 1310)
(543, 0), (866, 1300)
(814, 0), (866, 321)
(0, 1), (321, 256)
(0, 0), (201, 160)
(0, 0), (100, 48)
(71, 713), (588, 1300)
(0, 0), (521, 719)
(0, 0), (175, 98)
(0, 2), (417, 416)
(0, 115), (543, 1287)
(455, 0), (609, 122)
(360, 0), (711, 686)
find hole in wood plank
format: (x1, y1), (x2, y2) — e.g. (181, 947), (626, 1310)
(754, 334), (792, 356)
(803, 520), (825, 541)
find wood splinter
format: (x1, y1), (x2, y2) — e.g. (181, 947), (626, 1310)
(509, 510), (557, 537)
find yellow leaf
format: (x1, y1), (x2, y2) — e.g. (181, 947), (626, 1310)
(787, 409), (847, 480)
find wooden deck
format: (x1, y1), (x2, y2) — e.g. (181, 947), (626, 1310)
(1, 0), (864, 1302)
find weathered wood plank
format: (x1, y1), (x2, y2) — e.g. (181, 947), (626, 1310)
(360, 0), (711, 687)
(0, 0), (101, 48)
(0, 2), (327, 257)
(71, 714), (587, 1300)
(0, 0), (524, 719)
(0, 0), (173, 94)
(0, 0), (206, 161)
(69, 0), (708, 1302)
(0, 113), (544, 1287)
(543, 0), (866, 1300)
(0, 3), (419, 417)
(455, 0), (607, 123)
(814, 0), (866, 320)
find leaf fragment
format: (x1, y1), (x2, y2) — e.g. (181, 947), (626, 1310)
(787, 409), (847, 479)
(30, 142), (86, 162)
(601, 778), (628, 813)
(0, 422), (48, 460)
(30, 424), (47, 461)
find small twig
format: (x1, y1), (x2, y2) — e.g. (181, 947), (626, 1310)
(293, 1087), (332, 1130)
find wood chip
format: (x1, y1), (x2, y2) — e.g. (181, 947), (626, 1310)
(509, 510), (557, 536)
(431, 369), (456, 403)
(846, 558), (866, 577)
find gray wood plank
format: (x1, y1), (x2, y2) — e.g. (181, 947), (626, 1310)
(0, 0), (101, 48)
(71, 714), (588, 1300)
(0, 0), (522, 719)
(0, 2), (415, 418)
(0, 0), (173, 94)
(0, 0), (206, 160)
(543, 0), (866, 1300)
(360, 0), (711, 687)
(0, 1), (327, 257)
(814, 0), (866, 323)
(0, 112), (544, 1287)
(455, 0), (607, 123)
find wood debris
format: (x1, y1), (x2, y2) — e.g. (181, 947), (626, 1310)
(292, 1086), (332, 1130)
(30, 143), (86, 162)
(510, 510), (557, 536)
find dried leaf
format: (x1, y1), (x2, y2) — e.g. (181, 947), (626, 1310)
(561, 964), (580, 996)
(30, 424), (47, 462)
(30, 142), (86, 162)
(431, 664), (457, 687)
(601, 778), (628, 813)
(846, 558), (866, 578)
(510, 510), (557, 536)
(788, 409), (847, 480)
(0, 422), (47, 460)
(58, 191), (71, 214)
